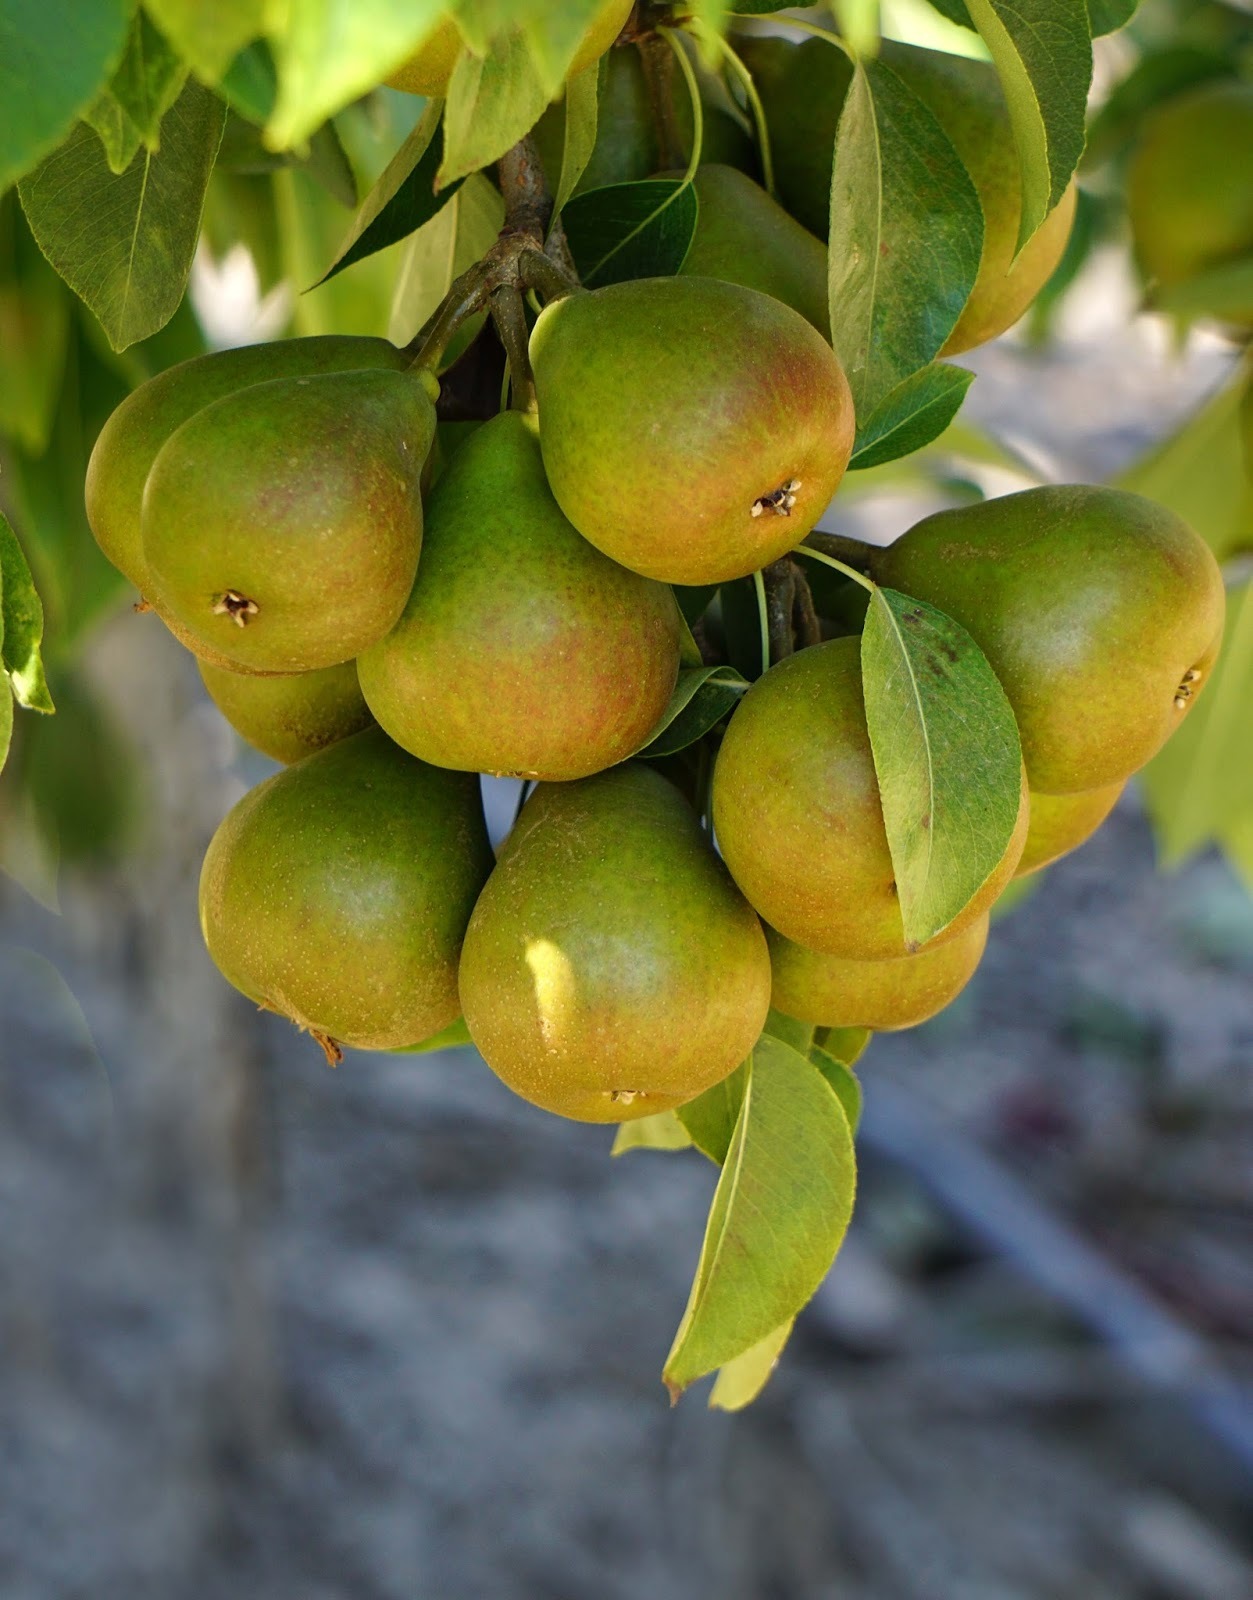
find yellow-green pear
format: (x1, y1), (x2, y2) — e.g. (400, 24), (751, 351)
(358, 411), (681, 781)
(200, 728), (493, 1058)
(769, 914), (989, 1030)
(1015, 782), (1124, 877)
(198, 659), (374, 765)
(459, 764), (771, 1123)
(873, 486), (1226, 794)
(531, 276), (854, 585)
(712, 636), (1028, 959)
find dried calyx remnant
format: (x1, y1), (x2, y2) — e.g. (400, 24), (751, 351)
(1174, 665), (1204, 709)
(215, 590), (259, 627)
(752, 479), (801, 518)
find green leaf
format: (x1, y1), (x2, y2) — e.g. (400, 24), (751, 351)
(861, 587), (1023, 949)
(1220, 809), (1253, 898)
(22, 670), (139, 866)
(635, 665), (747, 760)
(1116, 370), (1253, 565)
(611, 1110), (694, 1156)
(0, 0), (130, 191)
(764, 1008), (814, 1055)
(709, 1319), (794, 1411)
(850, 363), (976, 471)
(146, 0), (265, 85)
(562, 178), (699, 288)
(813, 1025), (872, 1068)
(552, 63), (599, 219)
(1153, 256), (1253, 323)
(676, 1059), (748, 1165)
(1086, 0), (1139, 36)
(520, 0), (607, 98)
(828, 58), (983, 418)
(318, 101), (454, 286)
(663, 1036), (856, 1398)
(673, 583), (717, 628)
(388, 171), (505, 347)
(0, 513), (53, 714)
(389, 1015), (474, 1053)
(267, 1), (452, 152)
(1143, 581), (1253, 867)
(962, 0), (1092, 251)
(0, 678), (13, 776)
(0, 190), (70, 454)
(809, 1045), (862, 1133)
(219, 40), (278, 124)
(18, 77), (226, 351)
(438, 26), (549, 189)
(84, 10), (188, 175)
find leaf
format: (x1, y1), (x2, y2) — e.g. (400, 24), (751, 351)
(850, 363), (976, 471)
(1142, 581), (1253, 867)
(146, 0), (266, 85)
(763, 1008), (814, 1055)
(1154, 257), (1253, 323)
(18, 77), (226, 351)
(219, 40), (278, 124)
(676, 1060), (748, 1165)
(318, 101), (454, 286)
(1086, 0), (1139, 36)
(1116, 370), (1253, 564)
(552, 63), (599, 219)
(267, 0), (452, 152)
(520, 0), (607, 98)
(861, 587), (1023, 948)
(709, 1319), (794, 1411)
(673, 583), (717, 628)
(0, 514), (54, 714)
(663, 1036), (856, 1398)
(0, 682), (13, 776)
(388, 171), (505, 347)
(84, 10), (188, 175)
(828, 57), (983, 418)
(0, 0), (130, 191)
(562, 178), (698, 288)
(438, 26), (549, 189)
(389, 1015), (473, 1053)
(0, 190), (70, 454)
(635, 665), (747, 760)
(611, 1110), (694, 1156)
(962, 0), (1092, 251)
(813, 1026), (872, 1068)
(809, 1045), (862, 1134)
(1220, 809), (1253, 898)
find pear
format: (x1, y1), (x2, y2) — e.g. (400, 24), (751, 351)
(200, 727), (493, 1058)
(357, 411), (681, 782)
(746, 37), (1076, 353)
(679, 165), (829, 336)
(530, 276), (854, 585)
(712, 636), (1028, 959)
(85, 335), (409, 668)
(142, 367), (434, 674)
(873, 486), (1226, 793)
(1015, 782), (1124, 878)
(1128, 80), (1253, 325)
(458, 763), (771, 1123)
(198, 659), (374, 765)
(768, 914), (989, 1030)
(386, 0), (633, 97)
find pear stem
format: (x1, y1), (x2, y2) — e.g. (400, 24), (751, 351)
(490, 285), (537, 412)
(798, 531), (880, 592)
(693, 23), (776, 197)
(752, 568), (770, 674)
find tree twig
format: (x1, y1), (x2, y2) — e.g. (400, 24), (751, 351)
(763, 558), (796, 664)
(490, 285), (536, 412)
(637, 32), (686, 169)
(789, 558), (822, 648)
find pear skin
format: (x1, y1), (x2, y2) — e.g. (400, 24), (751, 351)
(142, 368), (434, 673)
(874, 486), (1226, 793)
(358, 411), (681, 782)
(531, 276), (854, 585)
(1128, 80), (1253, 325)
(458, 764), (771, 1123)
(712, 636), (1028, 959)
(199, 659), (374, 765)
(769, 914), (989, 1030)
(679, 165), (830, 337)
(200, 728), (493, 1055)
(1016, 782), (1124, 877)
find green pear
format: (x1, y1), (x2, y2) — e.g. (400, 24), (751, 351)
(873, 486), (1226, 793)
(86, 335), (409, 672)
(768, 913), (989, 1030)
(745, 37), (1076, 353)
(679, 165), (829, 337)
(1128, 80), (1253, 325)
(459, 763), (771, 1123)
(712, 636), (1028, 959)
(142, 367), (434, 674)
(1015, 781), (1124, 877)
(198, 658), (374, 765)
(357, 411), (681, 782)
(200, 727), (493, 1058)
(530, 276), (854, 585)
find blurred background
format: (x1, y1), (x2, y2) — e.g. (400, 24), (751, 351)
(2, 1), (1252, 1596)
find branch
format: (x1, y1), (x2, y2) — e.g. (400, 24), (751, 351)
(637, 33), (686, 170)
(789, 559), (822, 648)
(763, 558), (796, 664)
(497, 132), (552, 242)
(490, 285), (536, 412)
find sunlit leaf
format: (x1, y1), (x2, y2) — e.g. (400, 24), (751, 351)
(709, 1319), (794, 1411)
(84, 11), (188, 175)
(0, 513), (53, 714)
(388, 171), (505, 347)
(611, 1110), (694, 1156)
(552, 63), (599, 219)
